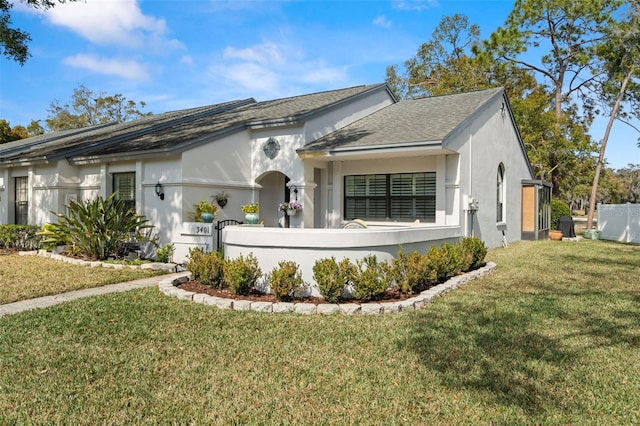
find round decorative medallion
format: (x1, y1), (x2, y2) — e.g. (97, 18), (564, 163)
(263, 137), (280, 159)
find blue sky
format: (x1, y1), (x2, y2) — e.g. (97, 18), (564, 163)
(1, 0), (638, 170)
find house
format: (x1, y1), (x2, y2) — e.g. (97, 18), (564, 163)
(0, 84), (549, 276)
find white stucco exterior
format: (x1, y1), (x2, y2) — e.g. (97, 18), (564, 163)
(0, 85), (540, 272)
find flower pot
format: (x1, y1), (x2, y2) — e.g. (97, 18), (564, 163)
(245, 212), (259, 224)
(549, 230), (563, 240)
(287, 209), (296, 216)
(216, 198), (227, 208)
(201, 212), (214, 223)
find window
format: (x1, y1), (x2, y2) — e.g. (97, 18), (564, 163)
(113, 172), (136, 212)
(497, 163), (505, 222)
(344, 172), (436, 222)
(15, 176), (28, 225)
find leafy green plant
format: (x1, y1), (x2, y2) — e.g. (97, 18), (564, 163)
(42, 194), (155, 260)
(391, 249), (432, 295)
(155, 243), (175, 263)
(425, 245), (449, 283)
(0, 225), (42, 250)
(551, 199), (571, 230)
(267, 260), (305, 301)
(352, 254), (391, 301)
(187, 248), (226, 288)
(312, 257), (356, 303)
(224, 253), (261, 295)
(460, 237), (487, 270)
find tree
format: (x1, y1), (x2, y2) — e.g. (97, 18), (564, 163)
(386, 13), (598, 198)
(586, 0), (640, 229)
(484, 0), (623, 195)
(1, 0), (77, 65)
(386, 14), (491, 99)
(46, 84), (151, 131)
(0, 119), (25, 143)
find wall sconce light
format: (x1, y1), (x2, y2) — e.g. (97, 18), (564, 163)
(155, 182), (165, 200)
(500, 102), (506, 115)
(291, 185), (298, 201)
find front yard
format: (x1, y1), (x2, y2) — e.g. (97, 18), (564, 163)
(0, 239), (639, 424)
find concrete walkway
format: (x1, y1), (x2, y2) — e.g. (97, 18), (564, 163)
(0, 272), (190, 318)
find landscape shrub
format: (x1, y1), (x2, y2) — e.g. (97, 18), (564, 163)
(441, 243), (465, 278)
(425, 245), (450, 283)
(268, 260), (305, 301)
(224, 253), (261, 295)
(0, 225), (42, 250)
(187, 248), (225, 288)
(391, 249), (432, 295)
(312, 257), (356, 303)
(352, 254), (391, 301)
(41, 194), (155, 260)
(460, 237), (487, 270)
(551, 199), (571, 230)
(155, 243), (175, 263)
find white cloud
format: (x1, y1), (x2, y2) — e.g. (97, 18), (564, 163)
(208, 40), (348, 99)
(223, 42), (284, 65)
(373, 15), (392, 29)
(63, 54), (150, 80)
(392, 0), (439, 11)
(180, 55), (195, 66)
(44, 0), (183, 51)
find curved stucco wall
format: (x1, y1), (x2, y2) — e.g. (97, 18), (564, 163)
(223, 225), (461, 296)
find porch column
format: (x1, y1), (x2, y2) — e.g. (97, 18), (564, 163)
(287, 181), (316, 229)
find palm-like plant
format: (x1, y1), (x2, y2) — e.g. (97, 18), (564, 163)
(42, 194), (155, 260)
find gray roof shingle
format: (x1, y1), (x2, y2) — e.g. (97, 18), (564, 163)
(298, 87), (504, 154)
(0, 84), (388, 165)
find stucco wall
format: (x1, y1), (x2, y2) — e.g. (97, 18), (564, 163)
(448, 94), (533, 248)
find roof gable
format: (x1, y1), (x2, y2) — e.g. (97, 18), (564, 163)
(298, 87), (504, 154)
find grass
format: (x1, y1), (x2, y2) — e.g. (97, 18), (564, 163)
(0, 252), (166, 304)
(1, 239), (639, 424)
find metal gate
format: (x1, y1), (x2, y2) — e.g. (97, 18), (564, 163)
(215, 219), (243, 251)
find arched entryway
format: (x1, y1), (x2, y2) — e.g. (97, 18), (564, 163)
(256, 171), (290, 228)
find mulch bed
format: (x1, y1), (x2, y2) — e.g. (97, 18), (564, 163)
(177, 280), (415, 305)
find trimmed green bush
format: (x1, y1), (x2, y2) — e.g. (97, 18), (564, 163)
(392, 249), (432, 295)
(551, 199), (571, 230)
(0, 225), (42, 250)
(224, 253), (261, 295)
(425, 245), (450, 283)
(461, 237), (487, 270)
(352, 255), (391, 302)
(187, 248), (226, 288)
(313, 257), (356, 303)
(268, 260), (305, 301)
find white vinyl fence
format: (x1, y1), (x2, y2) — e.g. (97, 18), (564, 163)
(597, 203), (640, 244)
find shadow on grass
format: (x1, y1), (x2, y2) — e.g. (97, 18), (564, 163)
(399, 298), (576, 415)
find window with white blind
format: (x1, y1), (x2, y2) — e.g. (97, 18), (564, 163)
(344, 172), (436, 222)
(14, 176), (28, 225)
(112, 172), (136, 212)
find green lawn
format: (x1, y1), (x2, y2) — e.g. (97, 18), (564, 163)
(1, 240), (639, 424)
(0, 253), (165, 305)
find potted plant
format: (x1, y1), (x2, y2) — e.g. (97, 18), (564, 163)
(214, 191), (230, 208)
(194, 200), (218, 223)
(241, 203), (259, 224)
(278, 201), (303, 216)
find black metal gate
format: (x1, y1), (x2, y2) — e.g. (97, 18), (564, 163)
(215, 219), (243, 251)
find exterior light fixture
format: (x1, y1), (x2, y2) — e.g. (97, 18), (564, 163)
(155, 182), (165, 200)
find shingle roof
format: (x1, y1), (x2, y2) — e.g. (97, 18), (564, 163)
(0, 84), (388, 165)
(298, 87), (504, 154)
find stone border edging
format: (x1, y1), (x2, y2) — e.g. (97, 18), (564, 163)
(158, 262), (497, 315)
(19, 250), (178, 272)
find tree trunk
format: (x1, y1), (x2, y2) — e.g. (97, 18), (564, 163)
(586, 68), (633, 229)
